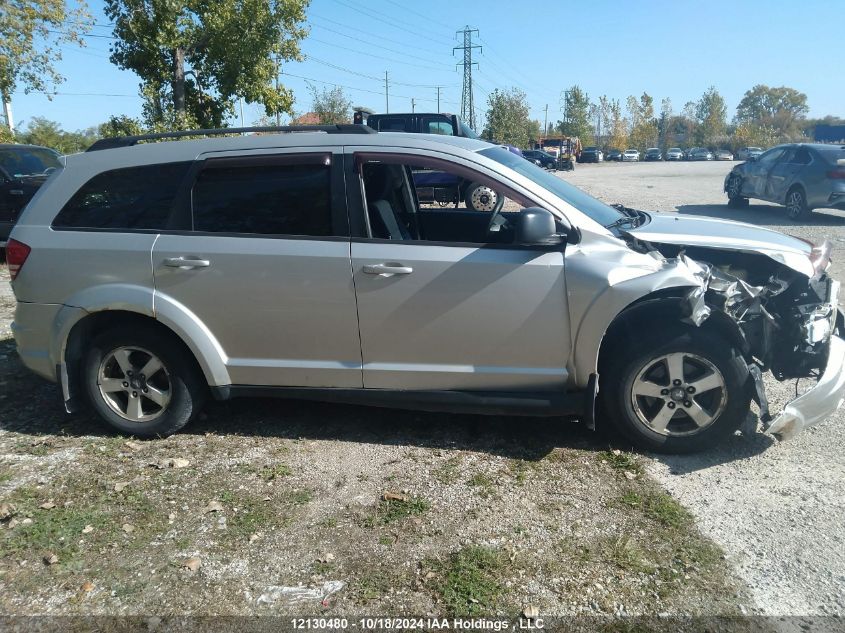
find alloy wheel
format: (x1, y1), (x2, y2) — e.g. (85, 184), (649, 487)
(630, 352), (727, 437)
(786, 190), (805, 219)
(98, 346), (172, 422)
(469, 186), (499, 212)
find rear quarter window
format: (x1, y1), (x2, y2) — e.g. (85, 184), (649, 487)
(53, 162), (190, 230)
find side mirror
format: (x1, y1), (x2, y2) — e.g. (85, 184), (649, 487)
(516, 207), (566, 246)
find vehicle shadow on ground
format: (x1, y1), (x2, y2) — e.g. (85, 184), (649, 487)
(0, 340), (603, 462)
(650, 415), (777, 476)
(676, 203), (845, 227)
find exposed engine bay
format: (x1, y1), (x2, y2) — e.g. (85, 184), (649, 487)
(619, 221), (842, 437)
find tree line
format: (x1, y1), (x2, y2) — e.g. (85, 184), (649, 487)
(482, 84), (842, 153)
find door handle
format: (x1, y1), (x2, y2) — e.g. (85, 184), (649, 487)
(363, 263), (413, 276)
(163, 257), (211, 269)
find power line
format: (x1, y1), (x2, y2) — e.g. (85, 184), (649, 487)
(381, 0), (455, 30)
(309, 14), (447, 56)
(310, 23), (454, 68)
(306, 37), (453, 72)
(330, 0), (454, 46)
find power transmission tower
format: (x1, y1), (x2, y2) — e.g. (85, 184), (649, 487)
(384, 71), (389, 113)
(453, 26), (481, 130)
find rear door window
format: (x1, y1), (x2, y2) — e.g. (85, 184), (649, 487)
(53, 162), (190, 230)
(191, 155), (335, 237)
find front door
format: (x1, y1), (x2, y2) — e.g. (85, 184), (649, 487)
(153, 150), (363, 388)
(746, 146), (788, 199)
(349, 152), (571, 392)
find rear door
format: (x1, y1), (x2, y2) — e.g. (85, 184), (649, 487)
(152, 149), (363, 388)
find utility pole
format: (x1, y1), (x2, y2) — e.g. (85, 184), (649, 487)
(384, 71), (390, 113)
(1, 91), (13, 134)
(543, 104), (548, 137)
(453, 26), (481, 130)
(411, 98), (415, 113)
(274, 56), (281, 126)
(436, 86), (441, 113)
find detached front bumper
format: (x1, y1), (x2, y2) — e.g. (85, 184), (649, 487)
(765, 335), (845, 439)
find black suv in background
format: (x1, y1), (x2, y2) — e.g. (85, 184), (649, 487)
(606, 148), (623, 162)
(579, 147), (603, 163)
(521, 149), (557, 168)
(1, 144), (61, 246)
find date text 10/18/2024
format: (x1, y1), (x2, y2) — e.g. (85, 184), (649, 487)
(291, 617), (544, 630)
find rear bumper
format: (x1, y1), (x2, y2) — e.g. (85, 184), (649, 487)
(766, 335), (845, 439)
(11, 302), (65, 381)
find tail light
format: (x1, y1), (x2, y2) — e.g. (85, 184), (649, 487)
(826, 170), (845, 180)
(6, 238), (31, 281)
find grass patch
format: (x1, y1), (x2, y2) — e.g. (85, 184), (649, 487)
(466, 472), (495, 497)
(364, 496), (429, 528)
(603, 536), (655, 574)
(260, 463), (291, 481)
(616, 491), (691, 528)
(354, 571), (393, 603)
(288, 489), (312, 505)
(0, 468), (13, 485)
(1, 504), (106, 561)
(507, 459), (531, 484)
(429, 546), (505, 616)
(433, 457), (461, 484)
(600, 450), (642, 473)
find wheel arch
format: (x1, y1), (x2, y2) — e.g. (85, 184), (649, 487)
(60, 305), (230, 412)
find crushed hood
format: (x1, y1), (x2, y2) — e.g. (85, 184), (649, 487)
(629, 212), (815, 277)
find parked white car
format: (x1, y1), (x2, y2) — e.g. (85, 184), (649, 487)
(622, 149), (640, 162)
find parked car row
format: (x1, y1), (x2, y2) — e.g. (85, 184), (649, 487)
(593, 147), (752, 163)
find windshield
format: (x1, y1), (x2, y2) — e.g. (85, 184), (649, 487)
(0, 147), (61, 177)
(459, 121), (479, 139)
(479, 145), (623, 226)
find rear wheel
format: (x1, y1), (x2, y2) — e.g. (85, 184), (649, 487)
(785, 186), (809, 221)
(84, 326), (206, 437)
(600, 325), (750, 453)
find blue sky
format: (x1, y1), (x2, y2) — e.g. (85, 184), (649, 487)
(9, 0), (844, 132)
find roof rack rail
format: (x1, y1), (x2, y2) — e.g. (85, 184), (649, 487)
(86, 124), (376, 152)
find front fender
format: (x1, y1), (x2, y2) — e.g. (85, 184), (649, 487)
(566, 236), (705, 386)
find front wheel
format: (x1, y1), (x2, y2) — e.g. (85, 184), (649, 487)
(726, 174), (749, 207)
(83, 326), (206, 437)
(464, 183), (505, 213)
(600, 326), (750, 453)
(785, 187), (809, 221)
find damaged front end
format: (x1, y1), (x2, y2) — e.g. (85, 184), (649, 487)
(652, 240), (845, 440)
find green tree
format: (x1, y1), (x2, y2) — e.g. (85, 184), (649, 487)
(558, 85), (592, 143)
(18, 116), (98, 153)
(734, 84), (809, 141)
(98, 114), (144, 138)
(606, 98), (627, 150)
(105, 0), (309, 129)
(694, 86), (727, 147)
(309, 84), (352, 125)
(1, 0), (92, 131)
(626, 92), (658, 151)
(483, 88), (533, 148)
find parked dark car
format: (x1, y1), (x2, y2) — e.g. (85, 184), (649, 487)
(606, 148), (623, 162)
(725, 143), (845, 220)
(522, 149), (557, 169)
(644, 148), (662, 161)
(689, 148), (714, 161)
(1, 144), (61, 247)
(579, 146), (603, 163)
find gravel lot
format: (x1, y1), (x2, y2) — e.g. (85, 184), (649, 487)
(562, 160), (845, 618)
(1, 159), (843, 622)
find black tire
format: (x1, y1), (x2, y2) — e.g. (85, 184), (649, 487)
(464, 183), (505, 213)
(83, 326), (206, 437)
(785, 186), (809, 221)
(600, 325), (750, 454)
(726, 174), (749, 208)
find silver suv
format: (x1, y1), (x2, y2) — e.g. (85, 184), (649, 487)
(7, 125), (845, 453)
